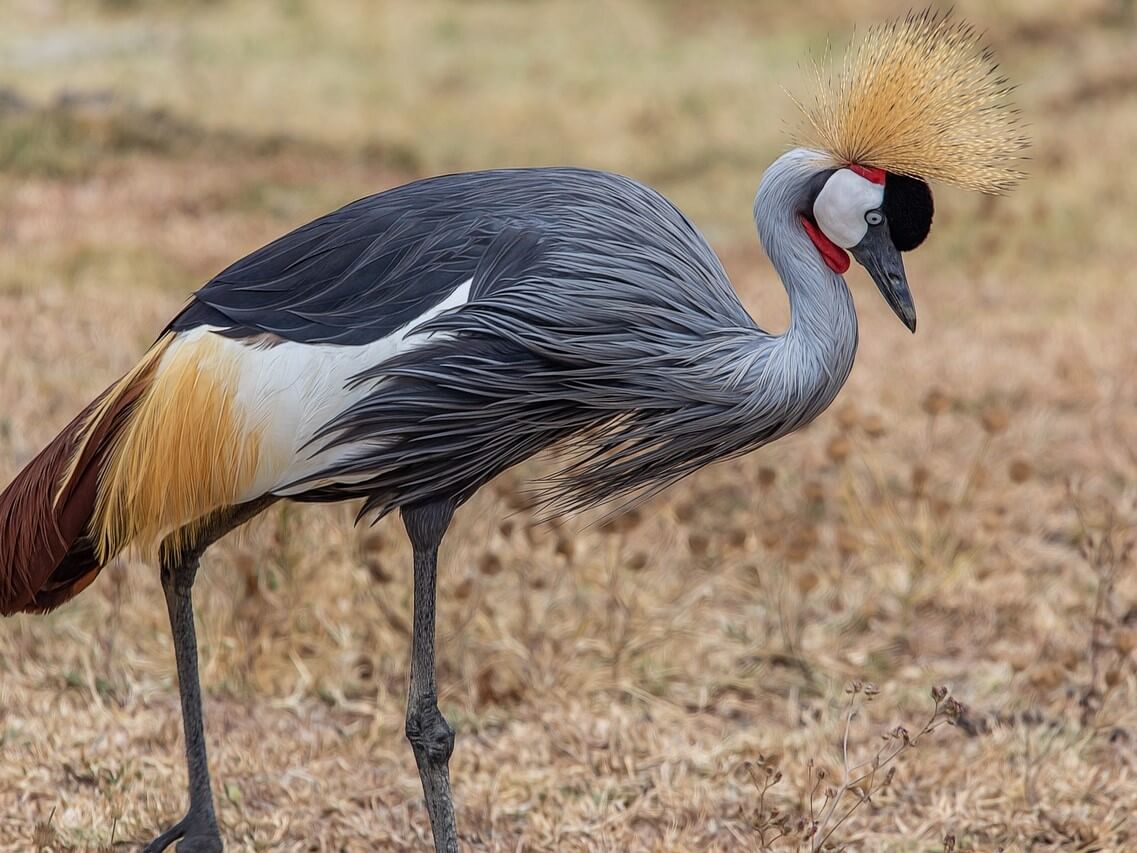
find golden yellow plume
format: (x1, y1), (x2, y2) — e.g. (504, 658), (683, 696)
(88, 332), (262, 562)
(791, 10), (1028, 194)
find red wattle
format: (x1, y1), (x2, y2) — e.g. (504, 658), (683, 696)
(801, 217), (850, 274)
(848, 163), (886, 185)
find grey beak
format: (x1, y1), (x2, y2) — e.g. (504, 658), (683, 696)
(850, 226), (917, 333)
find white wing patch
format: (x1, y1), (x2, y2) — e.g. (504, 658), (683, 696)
(174, 279), (473, 502)
(813, 169), (885, 249)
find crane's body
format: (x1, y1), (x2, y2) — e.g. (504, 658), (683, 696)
(1, 159), (861, 615)
(165, 162), (852, 514)
(0, 12), (1025, 852)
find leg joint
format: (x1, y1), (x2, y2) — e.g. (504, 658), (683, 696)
(159, 551), (200, 592)
(406, 701), (455, 764)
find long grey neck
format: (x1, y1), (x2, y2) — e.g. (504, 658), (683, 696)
(750, 148), (858, 430)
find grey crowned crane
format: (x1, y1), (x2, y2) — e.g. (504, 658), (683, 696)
(0, 11), (1024, 852)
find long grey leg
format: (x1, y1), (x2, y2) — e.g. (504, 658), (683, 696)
(143, 551), (222, 853)
(401, 500), (459, 853)
(144, 497), (278, 853)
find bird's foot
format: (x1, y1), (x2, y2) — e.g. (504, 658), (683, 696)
(142, 812), (222, 853)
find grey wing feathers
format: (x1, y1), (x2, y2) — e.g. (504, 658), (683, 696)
(171, 168), (748, 344)
(173, 166), (772, 515)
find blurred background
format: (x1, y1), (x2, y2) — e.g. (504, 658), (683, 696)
(1, 0), (1136, 849)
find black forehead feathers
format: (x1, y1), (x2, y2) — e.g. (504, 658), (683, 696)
(882, 173), (933, 251)
(803, 168), (837, 214)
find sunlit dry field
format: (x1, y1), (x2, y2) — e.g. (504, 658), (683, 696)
(2, 1), (1137, 850)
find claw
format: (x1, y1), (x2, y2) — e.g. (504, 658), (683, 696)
(143, 813), (222, 853)
(142, 820), (184, 853)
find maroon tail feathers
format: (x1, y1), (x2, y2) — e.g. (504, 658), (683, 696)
(0, 370), (153, 615)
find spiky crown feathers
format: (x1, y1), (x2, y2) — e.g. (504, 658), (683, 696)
(791, 10), (1028, 194)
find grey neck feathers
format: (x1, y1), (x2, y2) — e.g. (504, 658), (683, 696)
(750, 147), (859, 434)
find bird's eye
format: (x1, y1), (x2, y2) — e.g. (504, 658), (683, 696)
(865, 210), (884, 226)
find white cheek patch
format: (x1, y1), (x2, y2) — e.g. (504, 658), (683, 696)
(813, 169), (885, 249)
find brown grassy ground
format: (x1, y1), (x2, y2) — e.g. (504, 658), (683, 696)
(2, 1), (1137, 850)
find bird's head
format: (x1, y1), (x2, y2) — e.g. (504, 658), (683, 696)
(800, 164), (931, 332)
(780, 10), (1028, 333)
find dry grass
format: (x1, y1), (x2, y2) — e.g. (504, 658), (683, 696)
(2, 0), (1137, 850)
